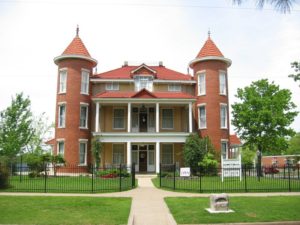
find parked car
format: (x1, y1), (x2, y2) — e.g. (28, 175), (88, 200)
(264, 167), (280, 175)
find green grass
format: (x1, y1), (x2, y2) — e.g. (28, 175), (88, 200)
(0, 196), (131, 225)
(165, 196), (300, 224)
(153, 175), (300, 193)
(2, 175), (133, 193)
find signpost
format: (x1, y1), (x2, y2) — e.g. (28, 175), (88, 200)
(221, 154), (242, 182)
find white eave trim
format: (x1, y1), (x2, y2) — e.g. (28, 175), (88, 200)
(131, 64), (157, 74)
(54, 54), (98, 66)
(92, 98), (196, 103)
(189, 56), (232, 68)
(90, 78), (195, 84)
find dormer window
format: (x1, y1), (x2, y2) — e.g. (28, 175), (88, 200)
(134, 75), (153, 92)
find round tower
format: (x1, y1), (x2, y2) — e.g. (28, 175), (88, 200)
(189, 33), (231, 158)
(53, 27), (97, 167)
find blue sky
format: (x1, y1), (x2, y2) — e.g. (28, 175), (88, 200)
(0, 0), (299, 134)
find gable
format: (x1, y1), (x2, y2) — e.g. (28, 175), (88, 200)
(131, 64), (157, 77)
(131, 89), (157, 98)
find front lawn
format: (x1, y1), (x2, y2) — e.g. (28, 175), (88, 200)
(165, 196), (300, 224)
(0, 196), (131, 225)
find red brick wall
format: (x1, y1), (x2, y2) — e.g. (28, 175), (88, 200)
(54, 59), (94, 166)
(192, 60), (230, 151)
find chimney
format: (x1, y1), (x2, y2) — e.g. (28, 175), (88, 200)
(159, 61), (163, 67)
(123, 61), (128, 67)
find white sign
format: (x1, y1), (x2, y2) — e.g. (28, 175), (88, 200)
(221, 154), (242, 182)
(180, 167), (191, 177)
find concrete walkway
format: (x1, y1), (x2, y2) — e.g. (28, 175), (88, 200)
(1, 175), (300, 225)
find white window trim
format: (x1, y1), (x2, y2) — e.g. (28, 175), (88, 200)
(197, 103), (207, 129)
(57, 140), (65, 157)
(106, 82), (120, 91)
(58, 103), (66, 128)
(78, 140), (88, 166)
(197, 71), (206, 96)
(58, 68), (67, 94)
(112, 143), (125, 165)
(113, 107), (126, 130)
(161, 143), (174, 164)
(220, 103), (228, 129)
(79, 103), (89, 129)
(219, 70), (227, 96)
(80, 69), (90, 95)
(161, 108), (174, 130)
(221, 139), (229, 160)
(168, 83), (182, 92)
(134, 75), (154, 92)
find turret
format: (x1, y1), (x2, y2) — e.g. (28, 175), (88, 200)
(53, 27), (97, 167)
(189, 33), (231, 159)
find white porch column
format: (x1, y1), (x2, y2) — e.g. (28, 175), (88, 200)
(95, 102), (100, 132)
(189, 102), (192, 133)
(156, 142), (160, 173)
(127, 102), (131, 132)
(156, 102), (159, 132)
(127, 141), (131, 167)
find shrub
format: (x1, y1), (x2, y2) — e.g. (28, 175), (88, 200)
(0, 166), (10, 189)
(96, 169), (129, 178)
(198, 153), (218, 176)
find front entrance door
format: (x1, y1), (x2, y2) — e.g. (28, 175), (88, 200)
(139, 113), (147, 132)
(139, 151), (147, 172)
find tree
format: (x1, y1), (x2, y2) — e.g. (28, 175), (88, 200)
(183, 134), (215, 170)
(232, 0), (295, 13)
(288, 61), (300, 86)
(286, 133), (300, 155)
(91, 137), (103, 168)
(0, 93), (34, 160)
(241, 146), (256, 167)
(232, 79), (298, 175)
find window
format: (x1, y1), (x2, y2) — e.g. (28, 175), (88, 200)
(58, 104), (66, 128)
(162, 109), (173, 129)
(220, 104), (228, 129)
(113, 144), (124, 164)
(161, 144), (173, 164)
(80, 104), (88, 128)
(168, 83), (181, 92)
(219, 72), (227, 95)
(148, 107), (155, 131)
(134, 76), (153, 92)
(106, 82), (119, 91)
(198, 105), (206, 129)
(221, 141), (228, 159)
(79, 141), (87, 165)
(81, 70), (89, 94)
(57, 141), (64, 156)
(113, 108), (125, 129)
(198, 73), (206, 95)
(59, 70), (67, 93)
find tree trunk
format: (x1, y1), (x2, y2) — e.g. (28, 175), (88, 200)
(256, 148), (263, 178)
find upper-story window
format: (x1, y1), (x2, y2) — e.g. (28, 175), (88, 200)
(162, 108), (174, 129)
(198, 104), (206, 129)
(80, 104), (88, 129)
(59, 70), (67, 94)
(168, 83), (181, 92)
(220, 104), (228, 129)
(134, 76), (153, 92)
(113, 108), (125, 129)
(219, 71), (227, 95)
(58, 103), (66, 128)
(81, 69), (89, 94)
(106, 82), (119, 91)
(198, 73), (206, 95)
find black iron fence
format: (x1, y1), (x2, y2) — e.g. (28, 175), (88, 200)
(160, 164), (300, 192)
(0, 163), (136, 193)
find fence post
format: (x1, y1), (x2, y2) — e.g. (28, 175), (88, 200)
(44, 162), (47, 193)
(91, 164), (94, 193)
(298, 165), (299, 180)
(119, 164), (122, 191)
(199, 166), (202, 193)
(173, 163), (176, 190)
(19, 155), (23, 183)
(131, 163), (135, 188)
(159, 163), (161, 188)
(244, 165), (248, 192)
(288, 164), (291, 192)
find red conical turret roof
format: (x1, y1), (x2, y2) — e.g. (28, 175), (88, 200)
(196, 36), (224, 58)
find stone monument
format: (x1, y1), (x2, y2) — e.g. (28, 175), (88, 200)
(205, 193), (234, 213)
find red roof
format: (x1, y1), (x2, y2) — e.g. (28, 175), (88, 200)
(62, 36), (91, 57)
(45, 138), (55, 145)
(196, 37), (224, 58)
(93, 89), (195, 99)
(92, 65), (193, 81)
(230, 134), (242, 146)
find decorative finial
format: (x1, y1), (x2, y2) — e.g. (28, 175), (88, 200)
(208, 28), (211, 38)
(76, 25), (79, 37)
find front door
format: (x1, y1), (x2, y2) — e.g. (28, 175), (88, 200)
(139, 113), (147, 132)
(139, 151), (147, 172)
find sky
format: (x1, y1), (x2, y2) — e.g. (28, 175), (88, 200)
(0, 0), (300, 135)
